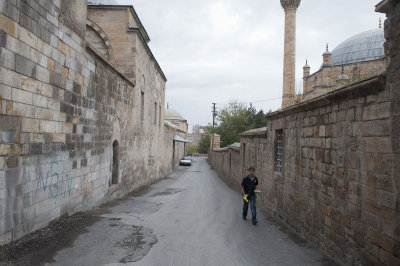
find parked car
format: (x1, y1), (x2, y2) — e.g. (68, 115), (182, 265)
(179, 157), (192, 166)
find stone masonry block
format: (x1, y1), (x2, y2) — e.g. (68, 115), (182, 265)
(0, 115), (21, 131)
(39, 82), (53, 98)
(6, 156), (18, 168)
(30, 133), (44, 143)
(6, 34), (30, 60)
(319, 125), (326, 137)
(21, 117), (39, 133)
(18, 26), (37, 49)
(51, 47), (65, 65)
(0, 144), (11, 156)
(15, 54), (35, 78)
(0, 13), (18, 38)
(63, 122), (73, 134)
(58, 41), (69, 56)
(0, 30), (6, 48)
(369, 229), (394, 253)
(362, 103), (390, 121)
(11, 87), (32, 104)
(0, 84), (11, 100)
(46, 13), (59, 27)
(352, 120), (391, 137)
(52, 133), (65, 143)
(0, 0), (6, 13)
(38, 40), (52, 58)
(0, 131), (15, 144)
(37, 53), (48, 68)
(39, 120), (56, 133)
(13, 102), (34, 117)
(34, 107), (52, 120)
(360, 137), (392, 154)
(0, 47), (15, 70)
(32, 94), (48, 108)
(35, 65), (49, 83)
(50, 33), (58, 48)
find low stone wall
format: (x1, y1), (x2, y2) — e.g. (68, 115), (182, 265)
(209, 146), (241, 187)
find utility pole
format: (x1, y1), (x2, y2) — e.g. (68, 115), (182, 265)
(212, 103), (216, 151)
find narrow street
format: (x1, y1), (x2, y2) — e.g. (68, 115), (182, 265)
(7, 158), (335, 266)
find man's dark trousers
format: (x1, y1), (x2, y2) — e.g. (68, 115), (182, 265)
(242, 194), (256, 221)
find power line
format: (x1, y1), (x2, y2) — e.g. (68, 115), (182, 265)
(215, 96), (282, 105)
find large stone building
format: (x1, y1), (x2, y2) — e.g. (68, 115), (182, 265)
(302, 28), (387, 101)
(0, 0), (186, 244)
(210, 0), (400, 265)
(280, 0), (387, 107)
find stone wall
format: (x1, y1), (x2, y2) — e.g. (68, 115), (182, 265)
(303, 58), (387, 101)
(0, 0), (175, 244)
(209, 146), (241, 185)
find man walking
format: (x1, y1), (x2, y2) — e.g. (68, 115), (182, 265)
(241, 166), (259, 225)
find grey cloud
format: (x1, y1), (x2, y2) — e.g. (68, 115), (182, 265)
(118, 0), (382, 128)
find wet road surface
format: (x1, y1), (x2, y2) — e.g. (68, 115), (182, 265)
(49, 157), (335, 266)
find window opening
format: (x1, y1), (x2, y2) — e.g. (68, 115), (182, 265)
(159, 104), (162, 127)
(140, 92), (144, 124)
(275, 129), (283, 173)
(111, 140), (119, 185)
(154, 102), (157, 124)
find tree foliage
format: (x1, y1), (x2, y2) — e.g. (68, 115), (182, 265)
(214, 102), (267, 148)
(198, 135), (211, 154)
(187, 143), (198, 154)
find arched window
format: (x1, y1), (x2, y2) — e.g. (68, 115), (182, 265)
(111, 140), (119, 185)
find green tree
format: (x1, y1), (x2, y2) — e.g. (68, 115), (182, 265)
(246, 104), (267, 129)
(215, 101), (251, 147)
(213, 102), (268, 148)
(253, 110), (267, 128)
(198, 135), (211, 154)
(187, 143), (198, 154)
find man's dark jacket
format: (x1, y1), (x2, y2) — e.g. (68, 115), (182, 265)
(241, 176), (259, 197)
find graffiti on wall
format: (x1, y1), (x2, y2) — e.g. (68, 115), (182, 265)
(23, 150), (73, 201)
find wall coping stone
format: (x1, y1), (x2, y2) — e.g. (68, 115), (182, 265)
(240, 127), (267, 137)
(268, 71), (386, 119)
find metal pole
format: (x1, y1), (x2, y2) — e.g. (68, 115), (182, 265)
(212, 103), (216, 151)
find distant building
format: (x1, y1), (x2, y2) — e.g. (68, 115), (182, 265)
(165, 108), (188, 133)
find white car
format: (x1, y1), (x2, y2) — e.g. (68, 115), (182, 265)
(179, 157), (192, 166)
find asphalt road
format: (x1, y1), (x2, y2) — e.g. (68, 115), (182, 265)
(50, 157), (335, 266)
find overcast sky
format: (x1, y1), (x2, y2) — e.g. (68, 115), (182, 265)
(116, 0), (383, 130)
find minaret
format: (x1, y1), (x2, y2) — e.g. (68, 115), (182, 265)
(322, 44), (332, 66)
(303, 59), (310, 78)
(280, 0), (301, 108)
(303, 59), (310, 95)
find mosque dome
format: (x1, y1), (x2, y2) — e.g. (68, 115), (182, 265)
(165, 108), (185, 121)
(331, 29), (385, 66)
(87, 0), (119, 5)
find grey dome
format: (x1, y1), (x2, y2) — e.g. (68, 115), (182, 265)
(331, 29), (385, 66)
(165, 109), (185, 121)
(88, 0), (118, 5)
